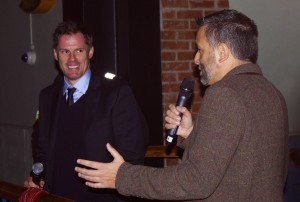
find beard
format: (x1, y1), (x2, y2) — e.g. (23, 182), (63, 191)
(199, 52), (217, 86)
(199, 67), (210, 86)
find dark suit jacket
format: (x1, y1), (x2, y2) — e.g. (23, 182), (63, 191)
(32, 72), (146, 198)
(116, 63), (289, 202)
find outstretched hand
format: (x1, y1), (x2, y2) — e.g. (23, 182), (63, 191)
(75, 143), (125, 189)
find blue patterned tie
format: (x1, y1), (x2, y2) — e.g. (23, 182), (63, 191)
(67, 88), (76, 106)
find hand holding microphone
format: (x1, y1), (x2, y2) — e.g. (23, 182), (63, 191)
(165, 78), (195, 144)
(31, 162), (44, 186)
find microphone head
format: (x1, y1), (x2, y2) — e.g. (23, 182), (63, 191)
(180, 77), (194, 91)
(32, 162), (44, 175)
(179, 77), (195, 99)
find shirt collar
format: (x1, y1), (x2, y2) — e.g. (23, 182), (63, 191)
(63, 69), (91, 95)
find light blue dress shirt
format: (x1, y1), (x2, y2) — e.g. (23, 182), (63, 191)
(63, 69), (91, 103)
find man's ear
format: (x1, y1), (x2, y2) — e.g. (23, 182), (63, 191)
(89, 46), (94, 59)
(217, 43), (230, 63)
(53, 49), (58, 61)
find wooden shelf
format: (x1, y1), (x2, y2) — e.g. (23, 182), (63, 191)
(145, 145), (180, 158)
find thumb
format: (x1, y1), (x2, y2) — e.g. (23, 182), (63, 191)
(106, 143), (125, 163)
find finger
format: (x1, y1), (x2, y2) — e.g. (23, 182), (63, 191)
(166, 107), (181, 120)
(75, 165), (96, 176)
(77, 159), (102, 170)
(166, 110), (180, 121)
(169, 104), (180, 115)
(77, 171), (100, 182)
(85, 181), (105, 189)
(165, 124), (176, 130)
(176, 106), (187, 113)
(165, 121), (178, 130)
(40, 180), (45, 188)
(29, 181), (39, 188)
(168, 104), (174, 108)
(24, 181), (29, 187)
(180, 107), (192, 119)
(106, 143), (124, 162)
(169, 104), (176, 110)
(24, 177), (39, 188)
(165, 114), (180, 124)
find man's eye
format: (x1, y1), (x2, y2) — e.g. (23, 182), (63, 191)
(60, 50), (69, 54)
(76, 49), (84, 53)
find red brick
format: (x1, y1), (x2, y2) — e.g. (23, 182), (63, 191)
(191, 103), (200, 115)
(161, 31), (176, 40)
(162, 62), (191, 71)
(162, 72), (178, 82)
(162, 51), (177, 61)
(162, 10), (176, 19)
(162, 83), (182, 93)
(161, 41), (190, 50)
(189, 0), (215, 8)
(177, 10), (202, 19)
(204, 10), (221, 16)
(178, 31), (197, 40)
(218, 0), (229, 8)
(178, 72), (195, 81)
(178, 51), (196, 60)
(163, 96), (179, 107)
(191, 19), (201, 29)
(163, 20), (189, 30)
(161, 0), (189, 8)
(163, 94), (179, 103)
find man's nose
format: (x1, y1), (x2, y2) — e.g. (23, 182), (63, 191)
(69, 51), (76, 60)
(194, 52), (200, 65)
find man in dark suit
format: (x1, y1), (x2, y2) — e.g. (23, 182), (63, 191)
(75, 9), (289, 202)
(24, 21), (146, 202)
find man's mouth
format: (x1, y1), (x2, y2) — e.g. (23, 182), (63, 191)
(68, 65), (78, 69)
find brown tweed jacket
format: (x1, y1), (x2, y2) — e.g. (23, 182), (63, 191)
(116, 63), (289, 202)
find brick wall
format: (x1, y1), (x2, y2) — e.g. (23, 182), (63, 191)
(159, 0), (229, 165)
(160, 0), (229, 130)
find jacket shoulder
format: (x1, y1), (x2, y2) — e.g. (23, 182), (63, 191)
(94, 74), (131, 93)
(39, 74), (63, 97)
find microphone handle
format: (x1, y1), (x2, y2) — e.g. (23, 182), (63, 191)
(32, 174), (41, 185)
(166, 95), (188, 143)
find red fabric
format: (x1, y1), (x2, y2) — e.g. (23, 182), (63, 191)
(19, 187), (48, 202)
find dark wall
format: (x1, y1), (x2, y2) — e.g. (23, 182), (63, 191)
(62, 0), (163, 166)
(0, 1), (63, 185)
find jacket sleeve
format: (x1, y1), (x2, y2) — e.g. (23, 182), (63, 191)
(111, 82), (147, 165)
(30, 90), (50, 178)
(31, 77), (62, 178)
(116, 86), (246, 201)
(31, 90), (49, 166)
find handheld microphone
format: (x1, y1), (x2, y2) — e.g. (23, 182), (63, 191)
(32, 162), (44, 185)
(166, 77), (195, 144)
